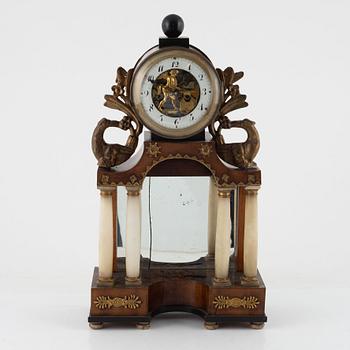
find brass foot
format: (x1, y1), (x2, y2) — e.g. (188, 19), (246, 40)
(249, 322), (265, 329)
(205, 321), (219, 330)
(89, 322), (104, 330)
(136, 321), (150, 330)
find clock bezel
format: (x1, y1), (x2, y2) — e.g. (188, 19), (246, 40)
(130, 47), (222, 139)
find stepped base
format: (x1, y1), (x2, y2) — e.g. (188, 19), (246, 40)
(88, 257), (267, 329)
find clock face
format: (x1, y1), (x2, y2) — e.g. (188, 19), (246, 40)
(131, 48), (221, 139)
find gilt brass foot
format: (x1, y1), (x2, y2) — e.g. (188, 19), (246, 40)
(89, 322), (104, 329)
(249, 322), (265, 329)
(136, 321), (151, 330)
(205, 321), (219, 330)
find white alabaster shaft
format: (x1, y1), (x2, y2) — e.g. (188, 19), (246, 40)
(233, 189), (238, 249)
(125, 191), (141, 280)
(214, 193), (231, 280)
(98, 191), (114, 279)
(243, 188), (259, 278)
(207, 177), (218, 255)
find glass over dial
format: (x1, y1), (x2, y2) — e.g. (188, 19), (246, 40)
(131, 47), (221, 139)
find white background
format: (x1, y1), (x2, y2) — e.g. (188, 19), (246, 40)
(1, 0), (350, 349)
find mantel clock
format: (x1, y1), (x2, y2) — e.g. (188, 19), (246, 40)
(89, 14), (266, 330)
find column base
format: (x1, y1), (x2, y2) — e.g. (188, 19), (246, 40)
(241, 275), (259, 287)
(212, 277), (231, 287)
(125, 276), (142, 285)
(97, 277), (114, 287)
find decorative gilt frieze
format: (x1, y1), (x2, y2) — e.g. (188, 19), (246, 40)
(98, 144), (246, 189)
(129, 175), (138, 184)
(100, 174), (117, 187)
(221, 174), (230, 183)
(199, 143), (212, 157)
(101, 175), (111, 185)
(146, 142), (161, 158)
(213, 296), (260, 310)
(247, 174), (256, 184)
(94, 295), (142, 310)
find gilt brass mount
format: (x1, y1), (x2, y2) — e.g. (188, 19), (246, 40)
(91, 68), (142, 168)
(209, 67), (260, 168)
(92, 65), (260, 169)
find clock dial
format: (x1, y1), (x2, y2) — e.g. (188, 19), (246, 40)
(131, 47), (222, 139)
(140, 57), (213, 130)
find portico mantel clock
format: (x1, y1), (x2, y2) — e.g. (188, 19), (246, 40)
(89, 14), (266, 330)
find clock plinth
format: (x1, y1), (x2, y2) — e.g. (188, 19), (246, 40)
(88, 260), (267, 329)
(89, 14), (267, 329)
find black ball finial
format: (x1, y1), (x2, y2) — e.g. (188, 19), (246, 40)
(162, 14), (184, 38)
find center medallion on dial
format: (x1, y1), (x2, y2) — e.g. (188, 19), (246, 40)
(151, 69), (200, 117)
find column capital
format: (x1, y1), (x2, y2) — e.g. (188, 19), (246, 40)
(126, 186), (141, 196)
(99, 189), (114, 196)
(245, 185), (260, 195)
(217, 188), (231, 198)
(98, 186), (115, 194)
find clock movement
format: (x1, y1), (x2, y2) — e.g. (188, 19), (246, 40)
(89, 14), (266, 330)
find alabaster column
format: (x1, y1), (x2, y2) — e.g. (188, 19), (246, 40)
(232, 189), (238, 248)
(125, 187), (141, 283)
(207, 177), (218, 256)
(98, 189), (114, 284)
(214, 189), (232, 284)
(242, 186), (259, 285)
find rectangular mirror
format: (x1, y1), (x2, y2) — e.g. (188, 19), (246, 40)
(117, 177), (237, 262)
